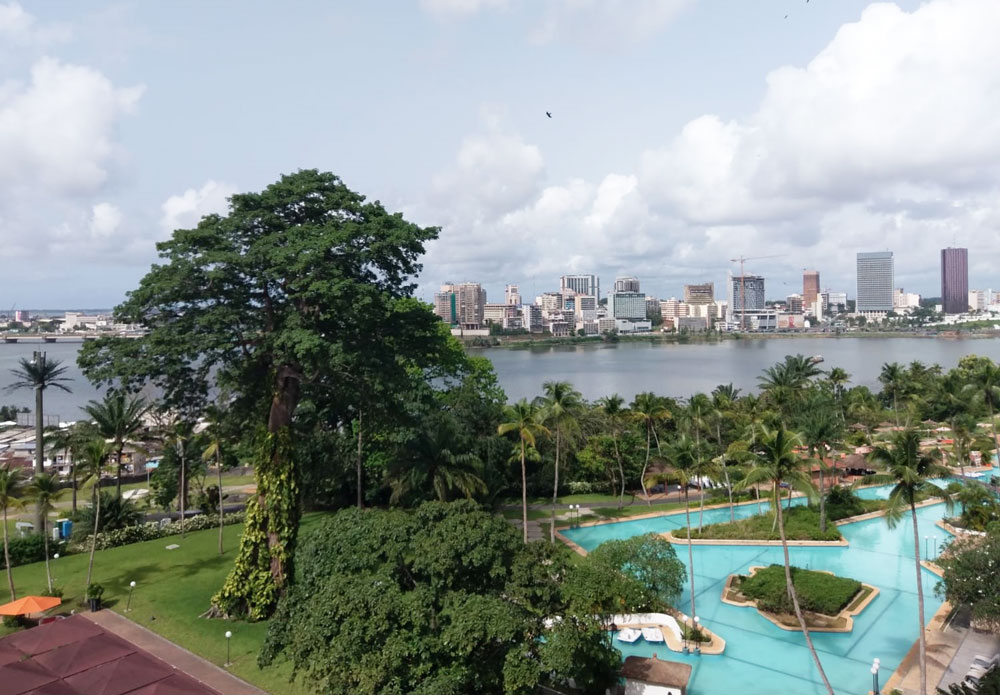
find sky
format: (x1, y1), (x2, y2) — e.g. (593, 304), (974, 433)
(3, 0), (1000, 309)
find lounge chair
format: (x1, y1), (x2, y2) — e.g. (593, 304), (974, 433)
(616, 628), (642, 643)
(641, 627), (665, 643)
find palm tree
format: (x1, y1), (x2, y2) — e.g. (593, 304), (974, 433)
(538, 381), (583, 541)
(649, 434), (701, 623)
(760, 355), (822, 422)
(78, 437), (111, 587)
(45, 425), (83, 515)
(83, 392), (149, 499)
(201, 407), (229, 556)
(799, 400), (843, 534)
(743, 426), (833, 695)
(165, 420), (197, 538)
(962, 360), (1000, 455)
(685, 394), (715, 528)
(865, 429), (953, 695)
(25, 472), (64, 592)
(598, 395), (627, 509)
(879, 362), (906, 427)
(390, 413), (487, 504)
(498, 400), (550, 543)
(825, 367), (851, 424)
(711, 385), (740, 521)
(6, 354), (72, 531)
(628, 392), (670, 506)
(0, 465), (26, 600)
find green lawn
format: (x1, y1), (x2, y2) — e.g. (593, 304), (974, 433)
(7, 513), (329, 695)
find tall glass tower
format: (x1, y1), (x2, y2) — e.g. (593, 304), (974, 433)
(940, 247), (968, 314)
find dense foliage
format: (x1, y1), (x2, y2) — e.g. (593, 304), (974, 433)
(588, 533), (686, 609)
(937, 528), (1000, 628)
(741, 565), (862, 616)
(686, 505), (843, 542)
(261, 501), (622, 695)
(0, 534), (46, 569)
(71, 492), (142, 541)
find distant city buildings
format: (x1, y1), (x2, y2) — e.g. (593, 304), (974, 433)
(614, 276), (640, 293)
(560, 274), (600, 301)
(504, 284), (521, 306)
(969, 289), (989, 312)
(434, 282), (486, 329)
(684, 283), (714, 305)
(940, 247), (969, 315)
(609, 290), (646, 321)
(856, 251), (894, 313)
(893, 289), (921, 311)
(803, 270), (820, 315)
(727, 273), (766, 320)
(785, 294), (803, 315)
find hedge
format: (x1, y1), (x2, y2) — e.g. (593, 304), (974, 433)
(685, 506), (843, 542)
(0, 534), (47, 569)
(740, 564), (862, 616)
(69, 512), (246, 552)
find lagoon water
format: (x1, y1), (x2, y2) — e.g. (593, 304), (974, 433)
(480, 336), (1000, 402)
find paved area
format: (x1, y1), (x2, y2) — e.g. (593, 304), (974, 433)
(937, 626), (1000, 692)
(81, 609), (267, 695)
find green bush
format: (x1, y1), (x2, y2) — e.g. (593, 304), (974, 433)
(685, 506), (843, 542)
(69, 511), (245, 552)
(71, 492), (142, 541)
(824, 485), (866, 520)
(0, 534), (47, 569)
(741, 565), (861, 616)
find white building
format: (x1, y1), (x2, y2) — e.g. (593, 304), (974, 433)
(610, 291), (646, 321)
(892, 288), (921, 311)
(969, 289), (989, 312)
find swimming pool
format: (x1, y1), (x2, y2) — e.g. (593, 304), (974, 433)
(562, 485), (966, 694)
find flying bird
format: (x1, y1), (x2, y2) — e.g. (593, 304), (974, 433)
(546, 111), (552, 118)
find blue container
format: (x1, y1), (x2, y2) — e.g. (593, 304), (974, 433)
(60, 519), (73, 539)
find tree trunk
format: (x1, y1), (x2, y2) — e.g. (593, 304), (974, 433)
(34, 384), (44, 533)
(356, 410), (364, 509)
(718, 422), (734, 522)
(116, 444), (124, 500)
(71, 460), (77, 515)
(818, 456), (826, 534)
(640, 424), (651, 506)
(42, 517), (52, 592)
(211, 366), (302, 620)
(776, 482), (834, 695)
(893, 393), (899, 428)
(612, 431), (624, 510)
(178, 439), (186, 539)
(86, 490), (101, 587)
(521, 438), (528, 544)
(217, 445), (224, 556)
(684, 488), (696, 622)
(911, 500), (928, 695)
(551, 429), (560, 543)
(3, 507), (14, 600)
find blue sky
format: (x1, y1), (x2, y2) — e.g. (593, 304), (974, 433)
(4, 0), (999, 308)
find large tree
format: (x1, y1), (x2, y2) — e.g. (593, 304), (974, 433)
(538, 381), (583, 541)
(78, 170), (450, 620)
(82, 392), (149, 499)
(498, 400), (549, 543)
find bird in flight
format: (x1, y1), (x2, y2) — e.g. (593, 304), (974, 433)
(546, 111), (552, 118)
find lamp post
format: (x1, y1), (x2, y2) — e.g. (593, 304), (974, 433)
(225, 630), (233, 666)
(924, 535), (929, 558)
(126, 581), (136, 612)
(871, 657), (880, 694)
(933, 536), (938, 560)
(52, 553), (58, 585)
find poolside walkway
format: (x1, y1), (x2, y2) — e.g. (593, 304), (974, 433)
(81, 609), (268, 695)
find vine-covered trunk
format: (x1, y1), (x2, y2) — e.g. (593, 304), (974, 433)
(3, 508), (14, 600)
(911, 501), (928, 695)
(776, 482), (834, 695)
(211, 367), (301, 621)
(34, 385), (44, 533)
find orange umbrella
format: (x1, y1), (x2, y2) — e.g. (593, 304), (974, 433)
(0, 595), (62, 616)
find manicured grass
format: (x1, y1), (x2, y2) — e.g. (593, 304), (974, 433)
(684, 505), (843, 542)
(7, 513), (329, 695)
(740, 564), (862, 616)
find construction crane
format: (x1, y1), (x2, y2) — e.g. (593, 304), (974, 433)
(729, 254), (787, 331)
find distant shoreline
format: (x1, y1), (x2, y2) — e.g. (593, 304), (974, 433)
(467, 330), (1000, 350)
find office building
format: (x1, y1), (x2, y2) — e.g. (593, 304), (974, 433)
(684, 283), (714, 305)
(856, 252), (894, 313)
(614, 276), (640, 293)
(560, 274), (600, 301)
(609, 291), (646, 320)
(941, 247), (969, 315)
(969, 289), (988, 312)
(803, 271), (820, 312)
(822, 290), (848, 314)
(504, 284), (521, 306)
(727, 273), (766, 315)
(893, 289), (920, 311)
(565, 295), (597, 320)
(433, 282), (486, 328)
(785, 294), (803, 315)
(659, 298), (690, 320)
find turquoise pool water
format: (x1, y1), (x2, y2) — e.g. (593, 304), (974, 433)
(562, 486), (965, 695)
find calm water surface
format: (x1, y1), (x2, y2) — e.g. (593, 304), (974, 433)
(480, 336), (1000, 402)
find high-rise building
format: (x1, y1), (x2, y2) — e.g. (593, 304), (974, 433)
(856, 252), (894, 313)
(785, 294), (803, 315)
(609, 291), (646, 320)
(803, 271), (820, 312)
(614, 276), (640, 293)
(433, 282), (486, 328)
(969, 289), (988, 312)
(684, 283), (714, 305)
(560, 274), (600, 301)
(940, 247), (969, 315)
(727, 273), (766, 315)
(659, 298), (690, 319)
(504, 284), (521, 306)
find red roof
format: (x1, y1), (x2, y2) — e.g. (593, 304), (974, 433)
(0, 616), (222, 695)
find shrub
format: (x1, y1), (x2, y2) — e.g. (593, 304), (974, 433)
(85, 583), (104, 600)
(686, 506), (842, 542)
(567, 481), (609, 495)
(71, 492), (142, 542)
(824, 485), (866, 521)
(741, 565), (861, 616)
(69, 511), (246, 552)
(0, 534), (47, 569)
(41, 586), (63, 598)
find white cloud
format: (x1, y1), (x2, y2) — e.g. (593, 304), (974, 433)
(0, 57), (144, 194)
(420, 0), (508, 18)
(160, 180), (238, 234)
(419, 0), (1000, 299)
(89, 203), (123, 239)
(0, 2), (70, 46)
